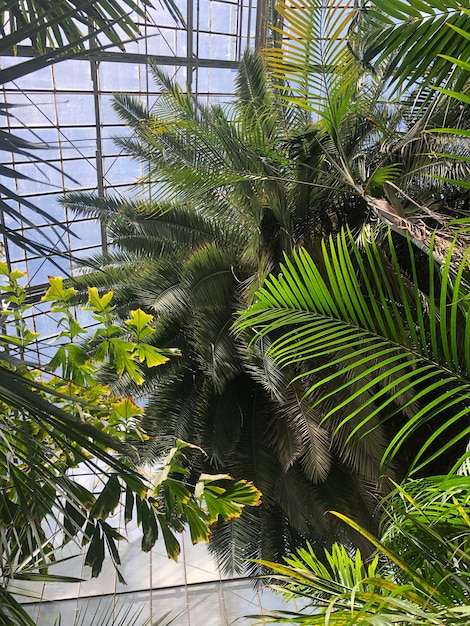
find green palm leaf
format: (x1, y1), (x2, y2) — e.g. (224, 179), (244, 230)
(0, 0), (184, 57)
(379, 475), (470, 603)
(359, 0), (470, 94)
(265, 0), (360, 115)
(253, 476), (470, 624)
(0, 588), (36, 626)
(236, 227), (470, 474)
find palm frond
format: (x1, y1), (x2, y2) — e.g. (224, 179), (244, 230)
(236, 228), (470, 475)
(359, 0), (470, 95)
(264, 0), (361, 115)
(0, 0), (183, 57)
(0, 588), (36, 626)
(254, 471), (470, 622)
(380, 475), (470, 603)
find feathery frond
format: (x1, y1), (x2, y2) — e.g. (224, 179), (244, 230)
(236, 227), (470, 475)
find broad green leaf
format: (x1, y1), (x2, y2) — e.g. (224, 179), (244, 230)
(84, 525), (105, 579)
(89, 474), (121, 520)
(163, 478), (192, 516)
(183, 501), (211, 544)
(157, 512), (182, 560)
(125, 308), (155, 338)
(202, 480), (262, 523)
(87, 287), (115, 312)
(111, 397), (145, 420)
(134, 344), (170, 367)
(140, 500), (159, 552)
(42, 276), (77, 303)
(109, 337), (144, 384)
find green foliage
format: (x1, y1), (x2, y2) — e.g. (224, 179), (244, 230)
(65, 50), (397, 571)
(358, 0), (470, 95)
(42, 277), (170, 386)
(380, 475), (470, 603)
(253, 475), (470, 624)
(265, 0), (360, 115)
(65, 39), (469, 574)
(0, 589), (36, 626)
(1, 0), (149, 55)
(236, 227), (470, 475)
(263, 0), (470, 235)
(0, 265), (261, 617)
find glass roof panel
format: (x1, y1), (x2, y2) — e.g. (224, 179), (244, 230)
(0, 0), (263, 306)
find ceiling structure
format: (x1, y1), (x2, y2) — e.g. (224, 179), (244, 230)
(0, 0), (267, 364)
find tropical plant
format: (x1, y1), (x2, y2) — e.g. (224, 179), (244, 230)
(54, 49), (404, 571)
(235, 227), (470, 478)
(250, 473), (470, 624)
(356, 0), (470, 95)
(236, 0), (470, 476)
(266, 0), (470, 107)
(236, 6), (470, 619)
(46, 0), (469, 589)
(0, 263), (261, 624)
(264, 0), (470, 252)
(62, 0), (470, 566)
(63, 52), (341, 573)
(0, 0), (182, 58)
(355, 0), (470, 196)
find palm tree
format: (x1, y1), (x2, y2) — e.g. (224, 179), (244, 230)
(235, 0), (470, 476)
(264, 0), (470, 253)
(62, 30), (470, 572)
(65, 52), (346, 572)
(230, 5), (470, 617)
(62, 0), (470, 576)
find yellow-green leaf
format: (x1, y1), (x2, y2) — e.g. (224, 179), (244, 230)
(42, 276), (77, 303)
(111, 397), (145, 420)
(134, 344), (169, 367)
(125, 308), (154, 339)
(87, 287), (115, 312)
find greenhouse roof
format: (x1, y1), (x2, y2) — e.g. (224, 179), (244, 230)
(0, 0), (265, 363)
